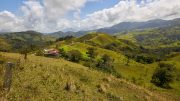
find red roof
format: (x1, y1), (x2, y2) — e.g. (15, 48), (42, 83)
(44, 49), (59, 55)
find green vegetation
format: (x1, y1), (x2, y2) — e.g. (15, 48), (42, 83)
(0, 31), (56, 53)
(0, 52), (178, 101)
(0, 37), (11, 52)
(67, 50), (82, 63)
(50, 31), (180, 100)
(86, 47), (97, 59)
(117, 26), (180, 49)
(151, 63), (176, 88)
(0, 26), (180, 100)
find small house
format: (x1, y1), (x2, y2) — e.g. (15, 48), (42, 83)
(43, 49), (60, 57)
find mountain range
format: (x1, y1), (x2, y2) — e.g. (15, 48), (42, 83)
(49, 18), (180, 37)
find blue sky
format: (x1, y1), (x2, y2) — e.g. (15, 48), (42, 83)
(0, 0), (119, 18)
(80, 0), (119, 18)
(0, 0), (24, 14)
(0, 0), (179, 32)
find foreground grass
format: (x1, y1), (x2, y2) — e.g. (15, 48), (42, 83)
(0, 52), (177, 101)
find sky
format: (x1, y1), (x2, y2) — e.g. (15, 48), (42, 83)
(0, 0), (179, 33)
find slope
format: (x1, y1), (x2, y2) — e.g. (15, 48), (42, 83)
(53, 33), (180, 99)
(0, 52), (176, 101)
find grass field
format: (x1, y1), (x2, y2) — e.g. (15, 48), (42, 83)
(0, 52), (179, 101)
(52, 38), (180, 100)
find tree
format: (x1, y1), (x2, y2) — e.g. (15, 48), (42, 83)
(20, 48), (29, 60)
(67, 50), (82, 62)
(151, 63), (176, 88)
(97, 54), (113, 71)
(96, 54), (121, 78)
(59, 48), (68, 59)
(86, 47), (97, 59)
(36, 50), (44, 56)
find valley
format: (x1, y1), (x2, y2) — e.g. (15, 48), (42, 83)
(0, 19), (180, 101)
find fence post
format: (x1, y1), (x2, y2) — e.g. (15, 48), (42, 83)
(3, 62), (14, 92)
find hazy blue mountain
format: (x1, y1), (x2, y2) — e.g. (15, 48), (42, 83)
(96, 18), (180, 34)
(1, 18), (180, 38)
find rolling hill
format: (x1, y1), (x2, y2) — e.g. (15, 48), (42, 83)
(50, 32), (180, 100)
(0, 18), (179, 101)
(117, 26), (180, 49)
(0, 31), (56, 52)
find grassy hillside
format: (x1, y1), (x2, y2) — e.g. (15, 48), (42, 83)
(0, 37), (11, 52)
(1, 29), (179, 100)
(0, 52), (178, 101)
(77, 33), (117, 46)
(49, 32), (180, 100)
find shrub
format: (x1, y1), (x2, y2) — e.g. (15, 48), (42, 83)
(36, 50), (44, 56)
(96, 54), (121, 78)
(97, 54), (113, 69)
(135, 55), (155, 64)
(59, 48), (68, 59)
(83, 59), (97, 68)
(86, 47), (97, 59)
(104, 42), (119, 51)
(151, 63), (176, 88)
(67, 50), (82, 62)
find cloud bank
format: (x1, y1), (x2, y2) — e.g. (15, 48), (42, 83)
(0, 0), (179, 33)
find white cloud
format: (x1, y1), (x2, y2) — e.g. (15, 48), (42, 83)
(0, 0), (179, 32)
(78, 0), (180, 30)
(0, 11), (25, 32)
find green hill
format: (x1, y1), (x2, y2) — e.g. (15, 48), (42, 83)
(49, 32), (180, 100)
(1, 29), (180, 100)
(0, 37), (11, 52)
(0, 52), (178, 101)
(0, 31), (56, 52)
(77, 32), (117, 46)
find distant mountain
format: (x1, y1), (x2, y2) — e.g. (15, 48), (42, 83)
(48, 30), (89, 38)
(1, 18), (180, 38)
(96, 18), (180, 34)
(117, 26), (180, 49)
(63, 18), (180, 37)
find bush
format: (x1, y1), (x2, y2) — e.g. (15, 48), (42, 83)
(135, 55), (155, 64)
(97, 54), (113, 69)
(59, 48), (68, 59)
(67, 50), (82, 62)
(36, 50), (44, 56)
(151, 63), (176, 88)
(96, 54), (121, 78)
(86, 47), (97, 59)
(83, 59), (97, 68)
